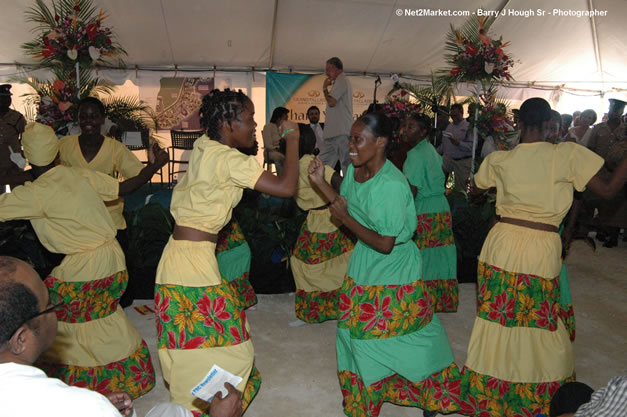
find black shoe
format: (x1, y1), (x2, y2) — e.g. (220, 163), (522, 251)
(423, 410), (438, 417)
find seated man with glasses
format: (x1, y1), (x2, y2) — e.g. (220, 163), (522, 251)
(0, 256), (242, 417)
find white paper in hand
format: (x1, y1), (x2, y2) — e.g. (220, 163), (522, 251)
(190, 365), (242, 402)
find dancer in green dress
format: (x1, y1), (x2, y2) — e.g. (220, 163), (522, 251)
(309, 113), (461, 417)
(402, 113), (458, 312)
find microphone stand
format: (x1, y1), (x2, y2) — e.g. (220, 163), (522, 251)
(373, 76), (382, 105)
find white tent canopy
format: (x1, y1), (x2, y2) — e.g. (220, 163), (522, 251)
(2, 0), (626, 86)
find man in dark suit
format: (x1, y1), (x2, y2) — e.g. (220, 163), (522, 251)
(307, 106), (325, 154)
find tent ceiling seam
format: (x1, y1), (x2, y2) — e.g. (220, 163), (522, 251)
(363, 0), (398, 74)
(587, 0), (603, 77)
(268, 0), (280, 69)
(159, 0), (177, 67)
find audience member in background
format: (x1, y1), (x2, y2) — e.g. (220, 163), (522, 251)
(320, 57), (353, 176)
(439, 103), (473, 190)
(306, 105), (325, 154)
(0, 84), (27, 192)
(433, 108), (450, 149)
(587, 98), (627, 248)
(547, 110), (564, 144)
(574, 376), (627, 417)
(549, 381), (594, 417)
(572, 110), (582, 127)
(560, 114), (573, 138)
(262, 106), (289, 175)
(0, 256), (240, 417)
(564, 109), (597, 147)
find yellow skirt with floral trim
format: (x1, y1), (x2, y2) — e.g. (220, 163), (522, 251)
(290, 209), (355, 323)
(156, 237), (260, 414)
(37, 239), (155, 398)
(460, 222), (574, 416)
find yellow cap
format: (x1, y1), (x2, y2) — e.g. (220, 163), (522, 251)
(22, 122), (59, 166)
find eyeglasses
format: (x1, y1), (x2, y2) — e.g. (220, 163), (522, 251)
(8, 291), (63, 339)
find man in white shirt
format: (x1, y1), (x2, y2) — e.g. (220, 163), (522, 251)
(307, 105), (325, 153)
(320, 57), (353, 175)
(0, 256), (241, 417)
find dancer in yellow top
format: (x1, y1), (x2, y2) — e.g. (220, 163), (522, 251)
(0, 122), (166, 398)
(460, 98), (627, 416)
(291, 128), (354, 323)
(59, 97), (157, 230)
(154, 89), (300, 416)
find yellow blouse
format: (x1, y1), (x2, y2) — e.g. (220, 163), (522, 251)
(474, 141), (603, 227)
(0, 166), (119, 254)
(170, 136), (264, 234)
(59, 135), (144, 230)
(294, 154), (335, 211)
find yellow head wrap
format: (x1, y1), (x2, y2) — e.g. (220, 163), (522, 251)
(22, 122), (59, 167)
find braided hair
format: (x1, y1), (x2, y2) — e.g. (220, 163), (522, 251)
(199, 88), (250, 140)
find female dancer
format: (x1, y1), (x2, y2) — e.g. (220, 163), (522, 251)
(0, 122), (164, 398)
(59, 97), (157, 231)
(461, 98), (627, 416)
(402, 113), (458, 312)
(291, 128), (354, 323)
(309, 113), (461, 417)
(155, 89), (299, 416)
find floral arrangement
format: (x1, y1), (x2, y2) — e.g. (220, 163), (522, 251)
(440, 17), (514, 83)
(22, 0), (125, 69)
(35, 80), (76, 131)
(18, 0), (154, 136)
(468, 93), (517, 151)
(382, 99), (422, 120)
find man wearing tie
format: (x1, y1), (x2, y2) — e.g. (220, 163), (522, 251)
(307, 106), (325, 154)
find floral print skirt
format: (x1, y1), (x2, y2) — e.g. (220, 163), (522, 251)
(460, 222), (575, 416)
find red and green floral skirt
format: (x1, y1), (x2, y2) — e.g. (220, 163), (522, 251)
(40, 270), (155, 398)
(339, 365), (462, 417)
(337, 275), (462, 417)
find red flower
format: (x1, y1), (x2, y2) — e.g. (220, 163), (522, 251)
(229, 326), (245, 344)
(487, 292), (515, 326)
(339, 292), (352, 321)
(177, 329), (206, 349)
(196, 294), (232, 334)
(465, 44), (478, 55)
(535, 300), (556, 331)
(358, 295), (393, 331)
(395, 284), (415, 302)
(307, 300), (320, 321)
(350, 285), (364, 298)
(42, 45), (56, 57)
(155, 292), (172, 337)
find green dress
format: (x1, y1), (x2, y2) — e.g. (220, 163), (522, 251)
(336, 160), (461, 417)
(403, 140), (458, 312)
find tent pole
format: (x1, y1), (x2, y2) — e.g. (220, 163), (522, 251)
(268, 0), (279, 70)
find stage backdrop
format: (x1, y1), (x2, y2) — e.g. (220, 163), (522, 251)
(155, 77), (214, 130)
(266, 72), (394, 123)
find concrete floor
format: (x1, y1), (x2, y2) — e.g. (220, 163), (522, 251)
(130, 239), (626, 417)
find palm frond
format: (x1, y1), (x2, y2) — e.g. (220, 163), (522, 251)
(24, 0), (57, 32)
